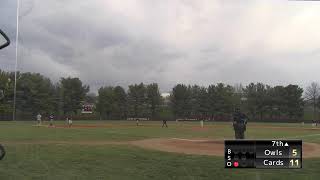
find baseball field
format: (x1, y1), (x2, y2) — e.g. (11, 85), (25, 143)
(0, 120), (320, 180)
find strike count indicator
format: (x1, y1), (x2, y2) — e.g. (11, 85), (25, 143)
(225, 140), (302, 169)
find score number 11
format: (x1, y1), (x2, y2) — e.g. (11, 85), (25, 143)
(289, 159), (299, 167)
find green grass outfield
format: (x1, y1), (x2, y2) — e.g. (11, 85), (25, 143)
(0, 120), (320, 180)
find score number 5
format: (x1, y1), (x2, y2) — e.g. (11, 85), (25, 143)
(292, 149), (297, 157)
(290, 149), (300, 167)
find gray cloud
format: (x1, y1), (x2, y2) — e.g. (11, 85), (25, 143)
(0, 0), (17, 70)
(2, 0), (320, 93)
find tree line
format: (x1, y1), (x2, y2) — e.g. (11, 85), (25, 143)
(96, 83), (162, 120)
(1, 69), (319, 122)
(0, 70), (89, 120)
(170, 83), (305, 121)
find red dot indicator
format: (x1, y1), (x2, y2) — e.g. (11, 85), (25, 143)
(234, 161), (239, 167)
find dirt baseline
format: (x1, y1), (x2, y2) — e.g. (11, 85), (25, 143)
(131, 138), (320, 158)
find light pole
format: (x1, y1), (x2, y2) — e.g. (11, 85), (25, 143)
(13, 0), (20, 121)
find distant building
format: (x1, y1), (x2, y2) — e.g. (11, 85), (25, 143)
(161, 93), (170, 106)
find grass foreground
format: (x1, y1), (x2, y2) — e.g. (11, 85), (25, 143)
(0, 120), (320, 180)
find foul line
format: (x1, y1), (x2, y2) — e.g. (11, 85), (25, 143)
(281, 133), (320, 139)
(171, 138), (213, 142)
(172, 134), (320, 142)
(31, 125), (48, 127)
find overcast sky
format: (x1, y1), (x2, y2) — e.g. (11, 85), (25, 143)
(1, 0), (320, 93)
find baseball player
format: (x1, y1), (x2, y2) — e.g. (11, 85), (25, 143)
(233, 108), (248, 139)
(36, 113), (42, 126)
(68, 116), (73, 127)
(162, 119), (168, 128)
(49, 114), (54, 127)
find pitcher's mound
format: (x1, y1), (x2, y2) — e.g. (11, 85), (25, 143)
(132, 138), (320, 158)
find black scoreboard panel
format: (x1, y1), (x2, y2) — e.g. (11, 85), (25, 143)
(225, 140), (302, 169)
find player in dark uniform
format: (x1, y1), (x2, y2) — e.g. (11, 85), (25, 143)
(162, 119), (168, 128)
(232, 108), (248, 139)
(49, 114), (54, 127)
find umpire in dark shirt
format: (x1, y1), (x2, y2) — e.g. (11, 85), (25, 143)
(233, 108), (248, 139)
(162, 119), (168, 128)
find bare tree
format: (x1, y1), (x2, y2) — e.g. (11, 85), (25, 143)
(305, 82), (320, 121)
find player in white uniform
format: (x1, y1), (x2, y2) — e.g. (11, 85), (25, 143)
(67, 116), (73, 127)
(36, 113), (42, 125)
(200, 119), (204, 128)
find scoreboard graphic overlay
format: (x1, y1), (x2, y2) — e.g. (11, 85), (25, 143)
(225, 140), (302, 169)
